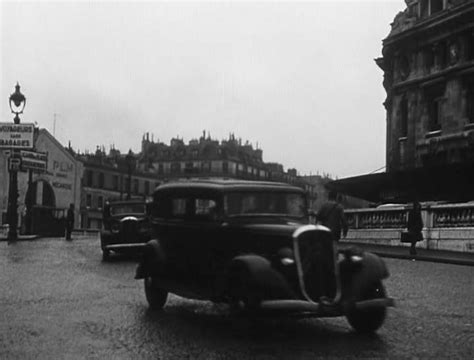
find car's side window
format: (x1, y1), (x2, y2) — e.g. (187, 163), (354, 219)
(172, 198), (187, 217)
(194, 198), (218, 220)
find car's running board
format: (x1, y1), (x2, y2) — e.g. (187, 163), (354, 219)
(354, 297), (395, 310)
(260, 299), (320, 312)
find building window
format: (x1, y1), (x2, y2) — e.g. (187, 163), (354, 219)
(467, 32), (474, 61)
(223, 162), (228, 174)
(185, 162), (198, 174)
(86, 170), (93, 187)
(158, 164), (164, 174)
(133, 179), (139, 194)
(201, 162), (211, 173)
(434, 42), (447, 69)
(86, 194), (92, 208)
(430, 0), (444, 14)
(467, 80), (474, 123)
(144, 181), (150, 195)
(426, 85), (444, 132)
(112, 175), (119, 190)
(98, 196), (103, 209)
(171, 162), (180, 174)
(400, 97), (408, 137)
(98, 173), (104, 188)
(398, 55), (410, 80)
(420, 0), (445, 18)
(423, 47), (434, 71)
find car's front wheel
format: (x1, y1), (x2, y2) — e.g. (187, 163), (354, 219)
(102, 249), (110, 262)
(346, 281), (387, 333)
(144, 277), (168, 310)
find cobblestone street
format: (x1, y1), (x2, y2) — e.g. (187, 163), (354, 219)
(1, 237), (473, 359)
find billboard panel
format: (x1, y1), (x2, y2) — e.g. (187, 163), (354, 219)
(0, 123), (34, 149)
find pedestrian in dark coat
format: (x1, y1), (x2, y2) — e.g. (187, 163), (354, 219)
(407, 200), (423, 256)
(317, 191), (348, 241)
(65, 203), (74, 240)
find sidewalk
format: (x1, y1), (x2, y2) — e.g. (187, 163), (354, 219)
(340, 242), (474, 266)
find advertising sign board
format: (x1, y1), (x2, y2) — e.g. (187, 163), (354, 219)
(0, 123), (34, 149)
(20, 150), (48, 172)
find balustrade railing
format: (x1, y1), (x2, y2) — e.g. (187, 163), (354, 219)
(431, 204), (474, 228)
(346, 203), (474, 230)
(346, 207), (407, 229)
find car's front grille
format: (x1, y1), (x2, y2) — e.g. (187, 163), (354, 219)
(295, 229), (338, 301)
(121, 220), (138, 242)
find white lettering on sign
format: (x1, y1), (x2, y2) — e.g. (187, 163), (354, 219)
(53, 160), (73, 173)
(0, 123), (34, 149)
(52, 182), (72, 190)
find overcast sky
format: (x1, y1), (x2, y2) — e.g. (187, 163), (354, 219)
(1, 0), (405, 178)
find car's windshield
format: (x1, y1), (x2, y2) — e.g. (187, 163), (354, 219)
(110, 204), (145, 216)
(225, 191), (306, 217)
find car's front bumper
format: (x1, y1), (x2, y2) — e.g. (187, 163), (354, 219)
(103, 242), (147, 251)
(101, 231), (149, 252)
(256, 297), (395, 317)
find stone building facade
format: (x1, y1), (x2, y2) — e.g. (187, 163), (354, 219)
(376, 0), (474, 172)
(138, 131), (305, 185)
(76, 147), (158, 230)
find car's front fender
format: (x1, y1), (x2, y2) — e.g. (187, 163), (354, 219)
(135, 239), (166, 279)
(339, 248), (390, 302)
(226, 254), (297, 302)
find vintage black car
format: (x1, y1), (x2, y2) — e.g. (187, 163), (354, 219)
(136, 180), (394, 332)
(100, 200), (151, 261)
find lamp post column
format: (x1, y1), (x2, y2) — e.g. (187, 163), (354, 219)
(7, 165), (19, 241)
(6, 83), (26, 242)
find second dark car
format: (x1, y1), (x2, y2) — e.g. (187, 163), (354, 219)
(100, 200), (151, 261)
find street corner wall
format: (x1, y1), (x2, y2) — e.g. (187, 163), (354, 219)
(33, 130), (82, 213)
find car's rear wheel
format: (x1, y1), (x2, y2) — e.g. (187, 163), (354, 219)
(144, 277), (168, 310)
(346, 281), (387, 333)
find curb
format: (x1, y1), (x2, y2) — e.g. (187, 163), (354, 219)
(341, 244), (474, 267)
(0, 235), (40, 241)
(366, 250), (474, 267)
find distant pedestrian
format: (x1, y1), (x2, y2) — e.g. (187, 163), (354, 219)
(317, 191), (348, 241)
(65, 203), (75, 240)
(407, 200), (423, 256)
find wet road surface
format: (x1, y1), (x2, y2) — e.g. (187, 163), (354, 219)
(0, 237), (472, 359)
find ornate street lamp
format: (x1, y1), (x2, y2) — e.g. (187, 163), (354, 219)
(9, 82), (26, 124)
(7, 82), (26, 241)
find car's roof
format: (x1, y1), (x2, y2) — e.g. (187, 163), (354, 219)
(155, 179), (304, 193)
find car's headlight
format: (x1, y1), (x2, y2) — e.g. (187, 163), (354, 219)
(278, 247), (294, 265)
(281, 257), (295, 265)
(138, 222), (150, 233)
(111, 223), (120, 233)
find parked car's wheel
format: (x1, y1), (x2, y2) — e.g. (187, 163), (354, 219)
(144, 277), (168, 310)
(346, 281), (387, 333)
(102, 249), (110, 262)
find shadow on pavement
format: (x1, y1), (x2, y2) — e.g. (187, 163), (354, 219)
(139, 301), (389, 358)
